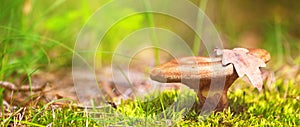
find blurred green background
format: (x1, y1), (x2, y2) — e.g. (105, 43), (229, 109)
(1, 0), (300, 81)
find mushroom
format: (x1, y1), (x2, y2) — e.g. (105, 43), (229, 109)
(150, 48), (270, 112)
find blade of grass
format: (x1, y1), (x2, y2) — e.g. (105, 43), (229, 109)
(159, 93), (167, 119)
(143, 0), (160, 65)
(192, 0), (208, 55)
(0, 43), (8, 80)
(274, 17), (284, 68)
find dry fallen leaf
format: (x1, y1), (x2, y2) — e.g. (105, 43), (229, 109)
(216, 48), (266, 91)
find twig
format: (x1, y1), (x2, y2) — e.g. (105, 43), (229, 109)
(0, 81), (46, 91)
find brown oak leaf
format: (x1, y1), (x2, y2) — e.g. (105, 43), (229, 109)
(215, 48), (266, 91)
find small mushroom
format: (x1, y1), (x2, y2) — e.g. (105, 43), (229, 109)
(150, 48), (270, 112)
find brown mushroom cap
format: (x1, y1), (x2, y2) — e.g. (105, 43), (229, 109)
(150, 48), (270, 83)
(150, 56), (233, 83)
